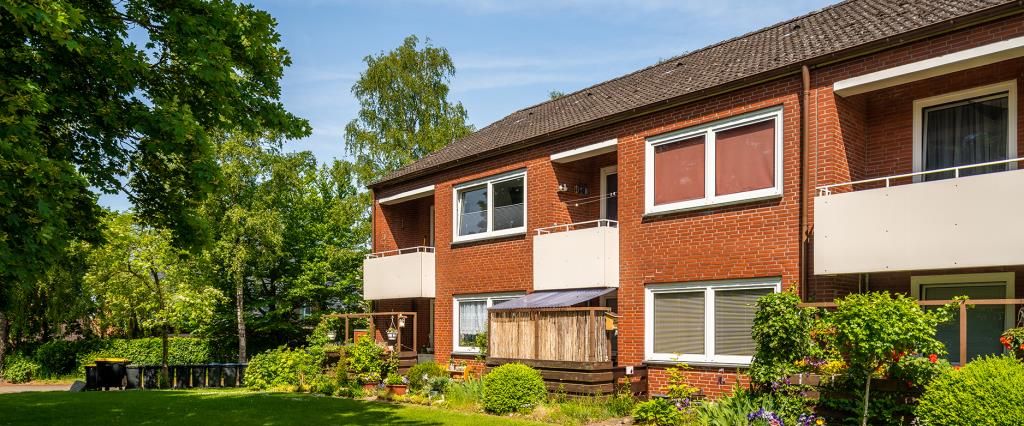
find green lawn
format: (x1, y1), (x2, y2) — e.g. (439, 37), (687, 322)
(0, 389), (547, 426)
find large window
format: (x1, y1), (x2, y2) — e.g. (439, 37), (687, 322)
(452, 293), (523, 353)
(912, 273), (1015, 364)
(453, 171), (526, 242)
(913, 81), (1017, 181)
(645, 278), (779, 365)
(645, 107), (783, 214)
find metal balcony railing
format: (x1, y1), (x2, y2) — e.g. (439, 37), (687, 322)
(364, 246), (435, 259)
(535, 219), (618, 235)
(816, 157), (1024, 196)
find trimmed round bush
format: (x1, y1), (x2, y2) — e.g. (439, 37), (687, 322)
(407, 361), (447, 391)
(916, 355), (1024, 425)
(482, 363), (546, 414)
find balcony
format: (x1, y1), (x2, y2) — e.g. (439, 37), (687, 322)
(363, 246), (435, 300)
(814, 159), (1024, 275)
(533, 220), (619, 290)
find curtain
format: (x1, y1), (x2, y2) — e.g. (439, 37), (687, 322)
(458, 300), (487, 346)
(924, 95), (1008, 180)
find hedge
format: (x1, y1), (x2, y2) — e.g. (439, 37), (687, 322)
(71, 338), (220, 375)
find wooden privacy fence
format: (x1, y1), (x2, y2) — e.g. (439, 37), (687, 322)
(488, 307), (610, 363)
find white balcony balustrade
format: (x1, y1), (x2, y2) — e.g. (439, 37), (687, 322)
(363, 246), (435, 300)
(533, 220), (619, 290)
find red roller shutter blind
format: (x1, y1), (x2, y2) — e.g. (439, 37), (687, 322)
(654, 135), (705, 205)
(714, 120), (775, 196)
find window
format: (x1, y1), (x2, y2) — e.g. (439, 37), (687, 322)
(911, 273), (1015, 364)
(913, 81), (1017, 181)
(453, 171), (526, 242)
(645, 107), (783, 214)
(452, 293), (523, 353)
(645, 278), (779, 365)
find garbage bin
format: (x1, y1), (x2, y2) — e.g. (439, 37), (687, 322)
(126, 365), (141, 389)
(190, 365), (206, 388)
(207, 363), (223, 388)
(94, 358), (129, 390)
(174, 365), (190, 388)
(142, 365), (160, 389)
(85, 365), (98, 390)
(222, 364), (238, 387)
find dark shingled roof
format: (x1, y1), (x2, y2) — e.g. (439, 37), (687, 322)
(372, 0), (1019, 188)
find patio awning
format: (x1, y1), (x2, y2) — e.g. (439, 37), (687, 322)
(489, 287), (616, 310)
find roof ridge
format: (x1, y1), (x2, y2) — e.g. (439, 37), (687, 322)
(495, 0), (855, 118)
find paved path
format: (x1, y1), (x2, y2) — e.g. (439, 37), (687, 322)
(0, 384), (71, 394)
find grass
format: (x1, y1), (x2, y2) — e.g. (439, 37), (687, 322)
(0, 389), (549, 426)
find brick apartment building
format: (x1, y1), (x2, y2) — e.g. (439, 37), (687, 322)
(361, 0), (1024, 397)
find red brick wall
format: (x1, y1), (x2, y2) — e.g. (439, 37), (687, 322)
(368, 12), (1024, 399)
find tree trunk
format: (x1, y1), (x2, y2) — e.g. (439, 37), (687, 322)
(236, 274), (247, 363)
(150, 268), (170, 388)
(0, 311), (8, 374)
(861, 375), (872, 426)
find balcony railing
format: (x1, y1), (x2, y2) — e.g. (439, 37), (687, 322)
(533, 220), (618, 290)
(363, 246), (435, 300)
(535, 219), (618, 235)
(365, 246), (435, 259)
(817, 157), (1024, 196)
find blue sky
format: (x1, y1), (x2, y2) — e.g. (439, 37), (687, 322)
(101, 0), (835, 209)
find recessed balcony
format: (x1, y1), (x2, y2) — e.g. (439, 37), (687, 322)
(533, 220), (619, 290)
(814, 159), (1024, 275)
(363, 246), (435, 300)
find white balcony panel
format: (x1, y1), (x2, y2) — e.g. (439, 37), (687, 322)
(815, 169), (1024, 275)
(534, 226), (618, 290)
(363, 251), (435, 300)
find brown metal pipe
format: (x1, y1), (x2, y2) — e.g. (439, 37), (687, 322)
(799, 64), (811, 301)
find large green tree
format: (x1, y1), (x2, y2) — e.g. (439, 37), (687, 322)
(84, 213), (223, 374)
(344, 35), (472, 185)
(0, 0), (309, 364)
(204, 135), (367, 361)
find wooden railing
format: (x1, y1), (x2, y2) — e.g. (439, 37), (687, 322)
(488, 307), (611, 363)
(801, 298), (1024, 364)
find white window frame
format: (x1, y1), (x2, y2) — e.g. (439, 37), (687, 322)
(644, 277), (781, 366)
(600, 165), (618, 220)
(452, 170), (527, 243)
(644, 107), (784, 215)
(912, 80), (1018, 181)
(910, 272), (1016, 357)
(452, 292), (524, 354)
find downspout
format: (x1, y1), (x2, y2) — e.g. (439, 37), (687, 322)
(799, 64), (811, 301)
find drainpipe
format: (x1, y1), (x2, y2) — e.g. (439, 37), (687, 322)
(799, 64), (811, 301)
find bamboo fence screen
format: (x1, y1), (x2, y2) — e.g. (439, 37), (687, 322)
(488, 307), (610, 362)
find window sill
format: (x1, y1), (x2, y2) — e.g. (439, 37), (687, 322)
(644, 192), (782, 218)
(644, 359), (751, 369)
(451, 230), (526, 246)
(451, 350), (481, 356)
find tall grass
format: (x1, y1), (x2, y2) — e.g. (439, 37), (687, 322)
(444, 378), (484, 411)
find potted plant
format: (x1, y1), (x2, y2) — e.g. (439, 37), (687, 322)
(1000, 327), (1024, 359)
(385, 374), (408, 396)
(358, 371), (382, 393)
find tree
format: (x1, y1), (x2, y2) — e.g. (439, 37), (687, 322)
(549, 90), (566, 99)
(84, 213), (223, 377)
(344, 35), (471, 186)
(0, 1), (310, 349)
(826, 292), (957, 426)
(203, 134), (368, 361)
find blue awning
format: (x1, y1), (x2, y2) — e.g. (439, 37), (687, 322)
(489, 288), (616, 310)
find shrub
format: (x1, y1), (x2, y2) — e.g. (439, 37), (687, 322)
(34, 339), (105, 377)
(632, 398), (682, 426)
(888, 355), (951, 388)
(347, 335), (386, 384)
(77, 337), (215, 373)
(407, 361), (447, 391)
(696, 387), (760, 426)
(481, 363), (546, 414)
(245, 346), (321, 391)
(750, 290), (819, 384)
(2, 353), (41, 384)
(1000, 327), (1024, 358)
(916, 355), (1024, 426)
